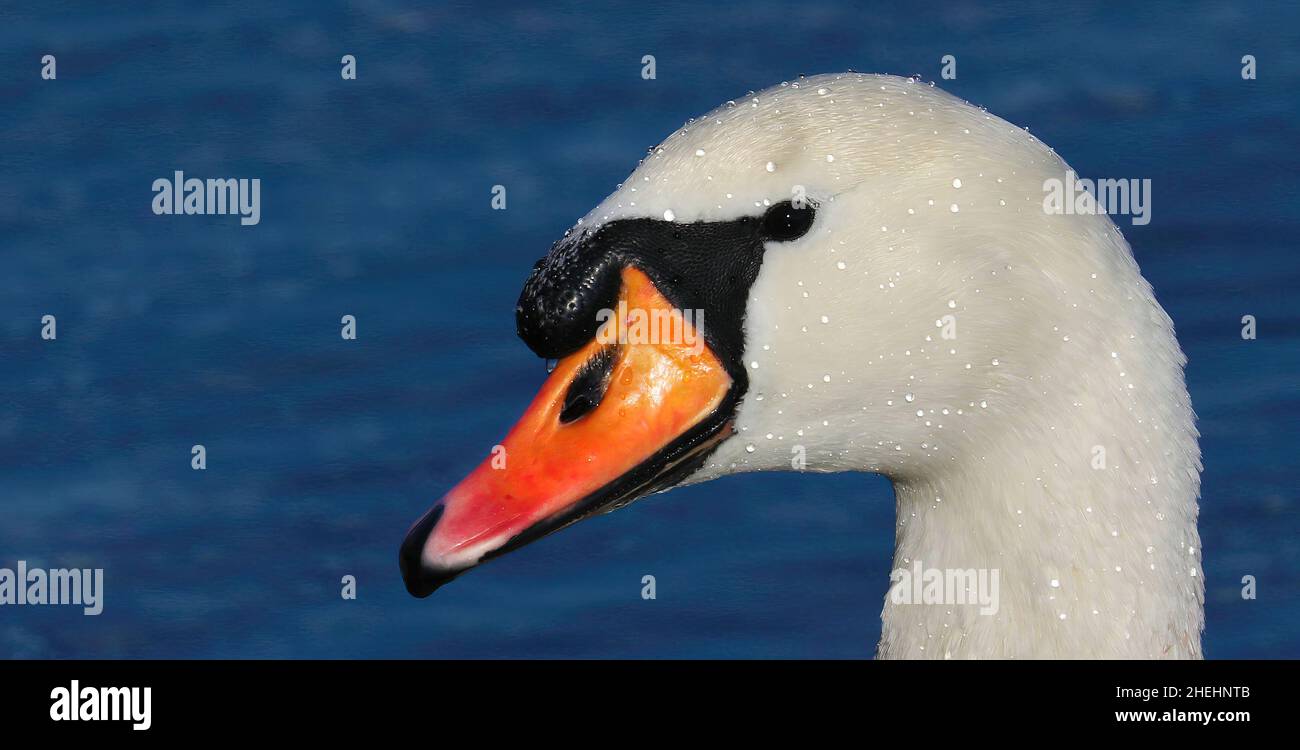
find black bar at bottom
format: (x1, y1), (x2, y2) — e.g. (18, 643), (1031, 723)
(0, 659), (1284, 736)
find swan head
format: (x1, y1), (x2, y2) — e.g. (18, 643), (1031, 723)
(401, 73), (1162, 597)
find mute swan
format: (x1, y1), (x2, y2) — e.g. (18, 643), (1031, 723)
(400, 73), (1204, 659)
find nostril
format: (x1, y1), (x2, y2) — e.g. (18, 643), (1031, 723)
(559, 346), (619, 423)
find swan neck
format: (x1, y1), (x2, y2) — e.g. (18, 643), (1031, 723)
(880, 351), (1204, 659)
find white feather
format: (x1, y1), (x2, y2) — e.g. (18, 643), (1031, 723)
(583, 74), (1203, 659)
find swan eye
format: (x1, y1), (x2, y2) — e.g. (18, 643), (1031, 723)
(761, 201), (816, 242)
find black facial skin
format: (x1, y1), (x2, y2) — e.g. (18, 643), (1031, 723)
(399, 201), (816, 597)
(516, 200), (817, 383)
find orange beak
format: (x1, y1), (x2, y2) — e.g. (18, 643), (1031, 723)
(400, 267), (734, 596)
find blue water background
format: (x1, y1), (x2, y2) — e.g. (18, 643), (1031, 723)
(1, 1), (1297, 657)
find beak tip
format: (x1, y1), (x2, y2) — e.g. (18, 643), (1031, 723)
(399, 562), (455, 598)
(399, 504), (462, 598)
